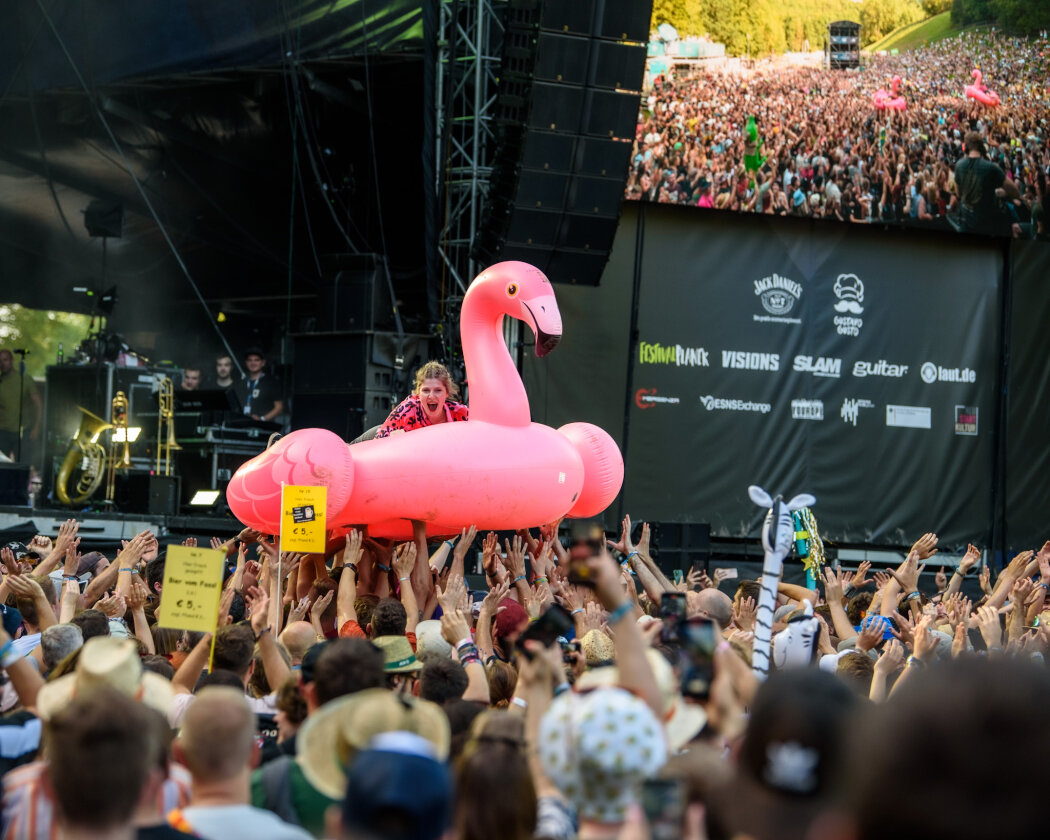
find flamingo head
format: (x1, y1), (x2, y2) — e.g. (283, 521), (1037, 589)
(973, 68), (982, 83)
(470, 260), (563, 357)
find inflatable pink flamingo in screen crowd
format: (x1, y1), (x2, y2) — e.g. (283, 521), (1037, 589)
(965, 68), (1000, 106)
(226, 262), (624, 539)
(873, 75), (906, 111)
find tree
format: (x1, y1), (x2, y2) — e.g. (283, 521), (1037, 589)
(0, 305), (92, 380)
(861, 0), (923, 45)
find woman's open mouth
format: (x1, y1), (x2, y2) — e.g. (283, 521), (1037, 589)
(426, 401), (440, 412)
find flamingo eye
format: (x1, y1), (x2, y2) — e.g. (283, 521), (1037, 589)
(506, 283), (518, 297)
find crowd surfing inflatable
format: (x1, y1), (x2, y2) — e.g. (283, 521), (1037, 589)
(873, 75), (906, 111)
(965, 68), (1000, 107)
(226, 262), (624, 539)
(747, 485), (816, 679)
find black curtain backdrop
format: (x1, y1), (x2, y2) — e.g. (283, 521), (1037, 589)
(529, 204), (1008, 547)
(1004, 239), (1050, 552)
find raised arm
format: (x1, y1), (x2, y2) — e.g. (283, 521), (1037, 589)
(393, 542), (420, 634)
(336, 531), (363, 633)
(441, 608), (489, 704)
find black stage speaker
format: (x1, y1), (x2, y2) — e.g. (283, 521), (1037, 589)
(0, 465), (30, 505)
(84, 199), (124, 238)
(290, 331), (433, 440)
(113, 473), (180, 515)
(473, 0), (652, 285)
(319, 254), (395, 331)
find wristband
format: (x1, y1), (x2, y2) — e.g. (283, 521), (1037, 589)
(456, 637), (474, 650)
(62, 575), (78, 581)
(346, 562), (358, 577)
(1038, 583), (1049, 591)
(906, 654), (925, 669)
(399, 576), (410, 582)
(376, 562), (391, 572)
(553, 682), (571, 697)
(571, 608), (583, 616)
(953, 568), (966, 576)
(905, 591), (921, 602)
(446, 540), (456, 549)
(534, 576), (548, 585)
(254, 626), (271, 641)
(513, 574), (527, 584)
(607, 601), (633, 624)
(511, 697), (528, 710)
(622, 551), (639, 565)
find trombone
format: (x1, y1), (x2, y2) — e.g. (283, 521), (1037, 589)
(104, 391), (132, 502)
(156, 376), (181, 476)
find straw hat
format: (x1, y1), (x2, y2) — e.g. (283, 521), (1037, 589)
(36, 637), (174, 720)
(297, 688), (450, 800)
(576, 649), (707, 752)
(373, 635), (424, 673)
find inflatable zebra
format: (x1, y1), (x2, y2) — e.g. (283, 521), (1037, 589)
(748, 485), (816, 679)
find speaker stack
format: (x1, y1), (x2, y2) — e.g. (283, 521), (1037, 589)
(473, 0), (652, 285)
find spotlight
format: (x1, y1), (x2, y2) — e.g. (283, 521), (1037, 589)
(189, 490), (221, 506)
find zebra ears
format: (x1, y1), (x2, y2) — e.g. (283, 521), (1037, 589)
(748, 485), (773, 508)
(786, 493), (816, 511)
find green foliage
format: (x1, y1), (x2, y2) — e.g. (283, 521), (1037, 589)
(951, 0), (1047, 30)
(921, 0), (953, 14)
(860, 0), (925, 46)
(0, 305), (92, 380)
(648, 0), (858, 55)
(867, 11), (956, 51)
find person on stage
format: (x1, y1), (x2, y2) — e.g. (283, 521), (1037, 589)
(374, 361), (468, 438)
(0, 349), (41, 461)
(234, 348), (283, 423)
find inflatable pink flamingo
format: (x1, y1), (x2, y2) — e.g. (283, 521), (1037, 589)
(225, 262), (624, 539)
(965, 68), (1000, 107)
(873, 75), (906, 111)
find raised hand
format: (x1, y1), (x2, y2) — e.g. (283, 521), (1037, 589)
(1, 547), (22, 578)
(978, 564), (992, 595)
(976, 604), (1002, 650)
(440, 608), (472, 647)
(342, 529), (364, 570)
(912, 615), (937, 663)
(697, 570), (714, 590)
(210, 536), (227, 552)
(182, 537), (198, 548)
(873, 571), (891, 590)
(951, 620), (968, 658)
(1010, 577), (1034, 607)
(850, 560), (872, 589)
(127, 580), (150, 612)
(500, 536), (527, 581)
(909, 532), (939, 561)
(581, 601), (606, 635)
(606, 514), (634, 557)
(960, 543), (981, 574)
(310, 590), (334, 624)
(733, 595), (756, 632)
(636, 522), (652, 557)
(856, 616), (888, 652)
(934, 566), (948, 591)
(481, 531), (500, 576)
(685, 567), (703, 591)
(480, 580), (509, 616)
(288, 595), (313, 625)
(821, 566), (845, 605)
(452, 524), (478, 566)
(392, 542), (417, 580)
(245, 585), (271, 635)
(436, 574), (467, 616)
(874, 638), (904, 676)
(96, 591), (127, 619)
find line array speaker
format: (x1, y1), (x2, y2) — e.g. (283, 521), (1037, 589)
(473, 0), (652, 285)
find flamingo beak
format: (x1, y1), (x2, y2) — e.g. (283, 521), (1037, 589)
(521, 295), (562, 358)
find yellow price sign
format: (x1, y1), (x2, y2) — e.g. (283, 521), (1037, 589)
(280, 485), (327, 552)
(159, 545), (226, 634)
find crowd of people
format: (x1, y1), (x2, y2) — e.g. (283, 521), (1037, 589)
(627, 29), (1049, 239)
(0, 509), (1047, 839)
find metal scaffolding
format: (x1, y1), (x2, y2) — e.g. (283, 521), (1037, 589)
(435, 0), (505, 296)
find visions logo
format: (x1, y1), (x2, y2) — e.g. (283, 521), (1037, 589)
(638, 341), (709, 367)
(791, 399), (824, 420)
(699, 395), (772, 414)
(840, 398), (874, 426)
(635, 389), (680, 410)
(832, 273), (864, 337)
(722, 350), (780, 371)
(753, 274), (802, 324)
(920, 362), (977, 384)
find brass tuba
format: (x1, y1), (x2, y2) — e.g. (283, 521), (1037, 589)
(55, 408), (112, 504)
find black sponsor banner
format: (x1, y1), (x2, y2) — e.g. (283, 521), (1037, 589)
(623, 208), (999, 545)
(1004, 240), (1050, 551)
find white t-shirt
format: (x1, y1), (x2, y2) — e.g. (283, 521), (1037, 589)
(179, 804), (312, 840)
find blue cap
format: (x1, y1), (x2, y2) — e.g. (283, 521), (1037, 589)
(0, 604), (23, 638)
(343, 734), (452, 840)
(860, 614), (896, 641)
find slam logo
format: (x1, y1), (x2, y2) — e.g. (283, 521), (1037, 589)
(753, 274), (802, 324)
(832, 273), (864, 337)
(635, 389), (680, 410)
(793, 355), (842, 378)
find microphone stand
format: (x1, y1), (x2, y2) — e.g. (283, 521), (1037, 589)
(13, 349), (27, 463)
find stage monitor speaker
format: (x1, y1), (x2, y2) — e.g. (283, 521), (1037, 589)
(474, 0), (652, 285)
(318, 254), (394, 331)
(290, 391), (395, 441)
(0, 465), (29, 505)
(113, 473), (180, 515)
(291, 332), (430, 395)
